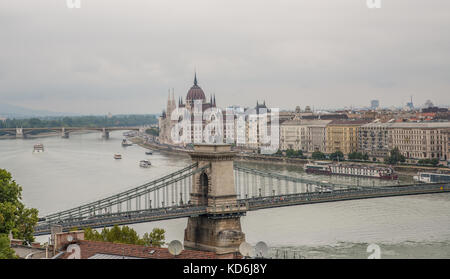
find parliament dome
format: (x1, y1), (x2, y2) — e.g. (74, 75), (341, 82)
(186, 73), (206, 103)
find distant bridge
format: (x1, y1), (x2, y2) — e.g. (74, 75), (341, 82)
(33, 162), (450, 236)
(0, 126), (143, 139)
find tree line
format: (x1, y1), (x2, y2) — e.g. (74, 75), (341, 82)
(0, 114), (158, 129)
(272, 147), (438, 166)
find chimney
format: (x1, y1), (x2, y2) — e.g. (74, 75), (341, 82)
(54, 231), (85, 251)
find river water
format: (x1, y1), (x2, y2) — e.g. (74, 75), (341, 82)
(1, 132), (449, 258)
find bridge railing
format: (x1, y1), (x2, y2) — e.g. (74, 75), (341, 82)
(206, 201), (249, 215)
(34, 205), (208, 235)
(243, 182), (450, 209)
(43, 162), (203, 222)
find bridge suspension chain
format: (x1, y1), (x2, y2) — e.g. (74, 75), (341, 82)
(43, 163), (208, 223)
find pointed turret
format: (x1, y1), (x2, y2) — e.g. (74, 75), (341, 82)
(194, 72), (198, 86)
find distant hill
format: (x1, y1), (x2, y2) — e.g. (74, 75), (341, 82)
(0, 103), (79, 118)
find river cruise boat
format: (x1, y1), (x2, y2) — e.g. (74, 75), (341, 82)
(114, 154), (122, 159)
(139, 160), (151, 168)
(304, 161), (398, 180)
(33, 143), (44, 153)
(121, 139), (133, 147)
(413, 172), (450, 183)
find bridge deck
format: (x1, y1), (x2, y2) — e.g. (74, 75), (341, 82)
(33, 182), (449, 236)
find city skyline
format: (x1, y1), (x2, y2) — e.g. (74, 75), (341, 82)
(1, 1), (450, 115)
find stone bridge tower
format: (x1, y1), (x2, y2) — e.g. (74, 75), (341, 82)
(184, 144), (246, 257)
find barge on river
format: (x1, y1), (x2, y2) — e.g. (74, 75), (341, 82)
(304, 161), (398, 180)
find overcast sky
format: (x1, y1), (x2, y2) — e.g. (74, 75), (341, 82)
(0, 0), (449, 115)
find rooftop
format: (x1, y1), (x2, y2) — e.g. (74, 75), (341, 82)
(60, 240), (219, 259)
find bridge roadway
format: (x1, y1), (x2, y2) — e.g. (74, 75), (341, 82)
(0, 127), (140, 132)
(33, 182), (450, 236)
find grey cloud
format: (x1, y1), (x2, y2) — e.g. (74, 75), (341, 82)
(0, 0), (449, 114)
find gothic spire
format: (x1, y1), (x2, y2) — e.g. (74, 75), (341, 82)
(194, 72), (198, 86)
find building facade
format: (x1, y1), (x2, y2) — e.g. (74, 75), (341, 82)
(389, 122), (450, 162)
(358, 122), (392, 158)
(158, 74), (216, 145)
(326, 120), (370, 155)
(280, 119), (331, 153)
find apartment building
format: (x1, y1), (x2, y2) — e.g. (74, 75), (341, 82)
(358, 122), (392, 158)
(389, 122), (450, 162)
(280, 119), (331, 152)
(326, 120), (370, 154)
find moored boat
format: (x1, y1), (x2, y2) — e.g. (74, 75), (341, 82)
(33, 143), (44, 153)
(139, 159), (151, 168)
(121, 139), (133, 147)
(145, 150), (153, 155)
(304, 161), (398, 179)
(114, 154), (122, 159)
(413, 172), (450, 183)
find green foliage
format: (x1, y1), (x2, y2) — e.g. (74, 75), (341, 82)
(285, 149), (305, 158)
(384, 148), (406, 165)
(142, 228), (166, 247)
(417, 158), (440, 166)
(348, 152), (369, 161)
(84, 225), (165, 247)
(145, 127), (160, 137)
(0, 169), (39, 244)
(0, 115), (158, 129)
(329, 151), (344, 161)
(0, 234), (17, 259)
(311, 151), (326, 160)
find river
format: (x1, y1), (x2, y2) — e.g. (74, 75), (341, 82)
(1, 132), (449, 258)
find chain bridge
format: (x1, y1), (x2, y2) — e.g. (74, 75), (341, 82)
(34, 160), (450, 236)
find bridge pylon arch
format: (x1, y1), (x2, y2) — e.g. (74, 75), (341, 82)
(184, 144), (246, 257)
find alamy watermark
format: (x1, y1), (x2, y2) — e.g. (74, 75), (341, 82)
(66, 0), (81, 9)
(367, 0), (381, 9)
(169, 101), (279, 154)
(66, 1), (380, 10)
(367, 243), (381, 259)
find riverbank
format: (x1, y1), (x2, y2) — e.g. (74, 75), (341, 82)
(0, 131), (59, 139)
(131, 137), (450, 176)
(129, 137), (191, 157)
(0, 130), (111, 140)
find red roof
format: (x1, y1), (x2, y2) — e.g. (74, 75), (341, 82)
(62, 240), (218, 259)
(328, 119), (371, 126)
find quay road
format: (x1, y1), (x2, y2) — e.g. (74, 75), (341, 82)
(33, 182), (450, 236)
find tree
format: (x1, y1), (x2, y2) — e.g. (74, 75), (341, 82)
(362, 153), (369, 161)
(329, 151), (344, 161)
(145, 127), (159, 137)
(142, 228), (166, 247)
(384, 148), (406, 165)
(311, 151), (326, 160)
(84, 225), (165, 247)
(0, 169), (39, 244)
(418, 158), (439, 166)
(0, 234), (17, 259)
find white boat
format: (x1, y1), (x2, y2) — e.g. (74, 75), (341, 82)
(121, 139), (133, 147)
(145, 150), (153, 155)
(413, 172), (450, 183)
(114, 154), (122, 159)
(33, 143), (44, 153)
(139, 160), (151, 168)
